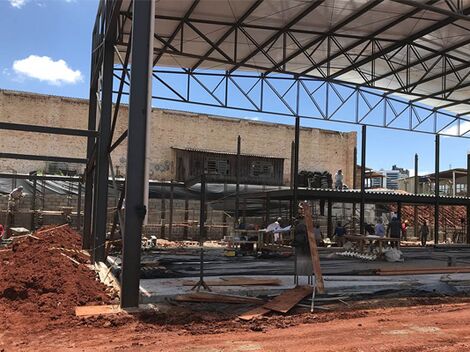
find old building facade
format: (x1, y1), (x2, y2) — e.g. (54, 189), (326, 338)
(0, 89), (356, 186)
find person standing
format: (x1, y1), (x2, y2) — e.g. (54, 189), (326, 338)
(387, 216), (401, 248)
(375, 218), (385, 237)
(333, 221), (346, 246)
(5, 186), (24, 238)
(313, 223), (323, 246)
(334, 169), (344, 190)
(401, 220), (408, 241)
(420, 220), (429, 246)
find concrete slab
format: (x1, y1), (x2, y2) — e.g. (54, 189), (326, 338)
(139, 273), (470, 303)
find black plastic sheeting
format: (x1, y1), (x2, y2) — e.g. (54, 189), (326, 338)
(0, 178), (288, 216)
(0, 178), (81, 196)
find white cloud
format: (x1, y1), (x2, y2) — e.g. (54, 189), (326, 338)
(12, 55), (83, 85)
(9, 0), (26, 8)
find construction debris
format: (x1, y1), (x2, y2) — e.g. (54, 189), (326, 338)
(263, 285), (313, 314)
(75, 304), (122, 317)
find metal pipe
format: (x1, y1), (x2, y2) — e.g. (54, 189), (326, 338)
(360, 125), (367, 234)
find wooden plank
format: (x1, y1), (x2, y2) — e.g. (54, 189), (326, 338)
(35, 224), (68, 236)
(174, 292), (264, 304)
(75, 305), (122, 317)
(182, 277), (282, 286)
(238, 306), (271, 321)
(263, 285), (313, 314)
(302, 202), (325, 293)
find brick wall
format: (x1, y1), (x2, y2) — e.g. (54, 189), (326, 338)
(0, 89), (357, 186)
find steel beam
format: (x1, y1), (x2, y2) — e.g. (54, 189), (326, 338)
(191, 0), (263, 70)
(229, 0), (324, 73)
(153, 0), (200, 66)
(84, 21), (100, 250)
(391, 0), (470, 22)
(0, 173), (80, 181)
(0, 122), (96, 137)
(330, 3), (470, 79)
(272, 0), (383, 74)
(0, 152), (86, 164)
(92, 20), (115, 263)
(120, 0), (155, 309)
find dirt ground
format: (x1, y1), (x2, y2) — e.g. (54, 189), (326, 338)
(3, 297), (470, 351)
(3, 226), (470, 351)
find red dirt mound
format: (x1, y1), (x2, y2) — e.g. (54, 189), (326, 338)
(0, 225), (112, 323)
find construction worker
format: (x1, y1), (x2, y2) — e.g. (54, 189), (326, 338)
(387, 216), (401, 248)
(5, 186), (24, 238)
(334, 169), (344, 190)
(420, 220), (429, 246)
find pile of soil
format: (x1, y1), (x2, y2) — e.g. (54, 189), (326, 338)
(0, 225), (113, 325)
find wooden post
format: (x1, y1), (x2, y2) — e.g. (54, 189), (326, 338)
(301, 201), (325, 294)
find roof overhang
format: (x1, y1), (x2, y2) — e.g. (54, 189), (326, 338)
(116, 0), (470, 117)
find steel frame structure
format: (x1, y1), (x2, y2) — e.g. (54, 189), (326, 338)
(87, 0), (470, 308)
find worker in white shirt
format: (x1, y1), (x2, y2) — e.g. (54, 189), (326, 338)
(334, 169), (344, 190)
(5, 186), (24, 238)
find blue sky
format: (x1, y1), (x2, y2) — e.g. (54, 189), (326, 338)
(0, 0), (469, 175)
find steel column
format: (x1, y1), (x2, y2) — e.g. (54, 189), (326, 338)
(327, 199), (332, 237)
(92, 24), (115, 263)
(360, 126), (367, 234)
(235, 135), (241, 226)
(169, 181), (174, 240)
(120, 0), (155, 309)
(77, 181), (82, 232)
(31, 178), (37, 231)
(293, 116), (300, 216)
(414, 153), (419, 238)
(467, 152), (470, 244)
(434, 134), (440, 244)
(83, 24), (99, 250)
(352, 146), (357, 233)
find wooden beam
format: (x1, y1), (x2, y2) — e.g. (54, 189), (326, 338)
(302, 201), (325, 293)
